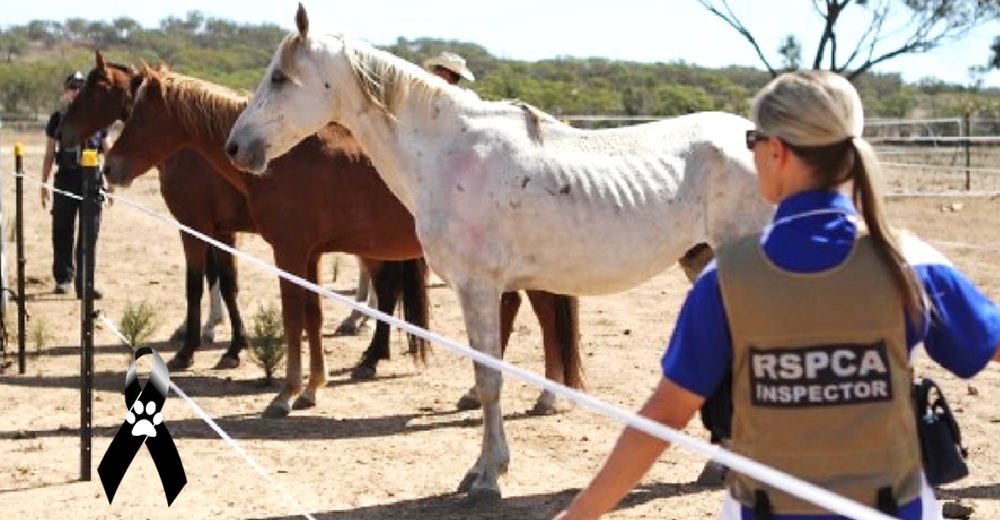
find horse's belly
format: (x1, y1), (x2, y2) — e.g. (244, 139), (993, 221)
(502, 233), (682, 295)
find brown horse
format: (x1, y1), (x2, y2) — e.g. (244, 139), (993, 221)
(59, 53), (425, 380)
(103, 65), (584, 418)
(60, 56), (253, 369)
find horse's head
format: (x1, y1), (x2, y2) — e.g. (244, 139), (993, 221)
(61, 51), (136, 147)
(104, 65), (180, 187)
(227, 3), (350, 174)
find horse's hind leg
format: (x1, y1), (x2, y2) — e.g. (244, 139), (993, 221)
(167, 232), (208, 371)
(456, 291), (520, 411)
(214, 233), (248, 370)
(335, 258), (375, 336)
(171, 245), (220, 343)
(525, 291), (581, 416)
(678, 242), (727, 486)
(350, 259), (402, 380)
(294, 252), (327, 410)
(204, 246), (225, 339)
(678, 242), (715, 282)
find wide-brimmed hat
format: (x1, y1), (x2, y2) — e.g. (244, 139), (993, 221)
(423, 52), (475, 82)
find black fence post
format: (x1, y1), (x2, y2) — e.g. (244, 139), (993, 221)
(14, 142), (26, 375)
(963, 112), (971, 191)
(79, 148), (98, 481)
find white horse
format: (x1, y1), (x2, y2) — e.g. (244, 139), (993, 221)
(226, 5), (773, 502)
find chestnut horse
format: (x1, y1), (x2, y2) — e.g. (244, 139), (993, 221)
(59, 53), (387, 368)
(60, 56), (253, 369)
(103, 66), (584, 418)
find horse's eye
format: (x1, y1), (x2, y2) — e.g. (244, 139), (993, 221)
(271, 70), (287, 85)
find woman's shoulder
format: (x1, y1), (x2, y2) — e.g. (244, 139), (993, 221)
(896, 230), (952, 268)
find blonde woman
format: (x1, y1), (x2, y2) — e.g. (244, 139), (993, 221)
(555, 71), (1000, 519)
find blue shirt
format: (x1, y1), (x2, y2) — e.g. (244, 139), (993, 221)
(661, 190), (1000, 520)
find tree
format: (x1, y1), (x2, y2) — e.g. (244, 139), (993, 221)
(112, 17), (141, 40)
(778, 35), (802, 71)
(696, 0), (1000, 80)
(0, 29), (28, 62)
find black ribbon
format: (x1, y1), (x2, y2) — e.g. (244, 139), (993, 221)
(98, 347), (187, 505)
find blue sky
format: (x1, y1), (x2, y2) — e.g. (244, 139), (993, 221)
(5, 0), (1000, 86)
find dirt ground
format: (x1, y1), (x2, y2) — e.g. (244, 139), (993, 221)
(0, 131), (998, 519)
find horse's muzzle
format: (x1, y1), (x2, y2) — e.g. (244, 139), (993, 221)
(224, 135), (267, 175)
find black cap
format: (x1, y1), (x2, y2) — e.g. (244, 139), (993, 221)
(64, 70), (85, 87)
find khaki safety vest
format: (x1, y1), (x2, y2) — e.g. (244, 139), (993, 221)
(716, 233), (922, 514)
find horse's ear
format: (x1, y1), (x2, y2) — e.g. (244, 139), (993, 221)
(296, 3), (309, 39)
(144, 74), (164, 100)
(95, 50), (106, 70)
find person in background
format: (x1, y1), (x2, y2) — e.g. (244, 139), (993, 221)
(554, 70), (1000, 520)
(423, 51), (476, 85)
(41, 70), (111, 299)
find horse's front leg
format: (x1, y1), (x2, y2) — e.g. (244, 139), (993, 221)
(264, 255), (308, 418)
(456, 291), (520, 411)
(294, 252), (327, 410)
(454, 283), (508, 503)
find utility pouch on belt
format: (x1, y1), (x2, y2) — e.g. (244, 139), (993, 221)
(913, 377), (969, 486)
(57, 146), (82, 170)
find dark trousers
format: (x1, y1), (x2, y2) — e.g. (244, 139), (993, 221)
(51, 169), (101, 292)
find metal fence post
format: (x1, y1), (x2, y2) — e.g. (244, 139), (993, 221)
(14, 142), (26, 375)
(964, 112), (971, 191)
(79, 148), (98, 481)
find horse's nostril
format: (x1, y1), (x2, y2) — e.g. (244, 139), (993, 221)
(226, 142), (239, 158)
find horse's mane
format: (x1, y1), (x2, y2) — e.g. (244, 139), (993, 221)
(139, 68), (359, 155)
(87, 61), (133, 83)
(106, 62), (132, 73)
(278, 31), (558, 143)
(136, 69), (249, 145)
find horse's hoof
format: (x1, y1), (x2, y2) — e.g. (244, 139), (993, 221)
(292, 395), (316, 410)
(334, 323), (360, 337)
(528, 401), (558, 416)
(262, 402), (291, 419)
(350, 364), (377, 380)
(201, 330), (216, 344)
(464, 487), (502, 506)
(456, 394), (481, 411)
(694, 460), (727, 487)
(166, 354), (193, 371)
(214, 356), (240, 370)
(457, 470), (479, 493)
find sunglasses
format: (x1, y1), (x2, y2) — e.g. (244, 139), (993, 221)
(745, 129), (773, 150)
(66, 82), (84, 91)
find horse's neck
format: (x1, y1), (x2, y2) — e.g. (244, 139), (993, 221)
(163, 98), (254, 195)
(337, 102), (420, 212)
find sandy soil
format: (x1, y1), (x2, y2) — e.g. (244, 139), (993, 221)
(0, 132), (998, 519)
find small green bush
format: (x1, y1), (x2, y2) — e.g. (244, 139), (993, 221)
(119, 299), (161, 349)
(249, 302), (284, 385)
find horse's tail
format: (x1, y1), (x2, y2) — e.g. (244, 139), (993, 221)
(399, 257), (431, 364)
(553, 294), (584, 389)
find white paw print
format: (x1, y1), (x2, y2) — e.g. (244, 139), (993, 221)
(126, 399), (163, 438)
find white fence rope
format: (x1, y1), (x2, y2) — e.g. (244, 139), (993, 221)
(96, 314), (317, 520)
(20, 175), (315, 519)
(101, 188), (899, 519)
(26, 171), (967, 519)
